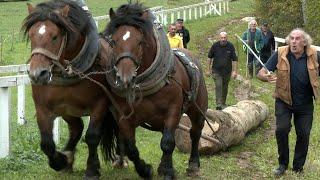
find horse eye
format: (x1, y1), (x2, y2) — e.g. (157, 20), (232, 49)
(52, 36), (58, 42)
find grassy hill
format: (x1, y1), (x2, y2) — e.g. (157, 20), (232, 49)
(0, 0), (320, 179)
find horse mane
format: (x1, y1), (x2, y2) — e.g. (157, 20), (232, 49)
(22, 0), (91, 38)
(103, 3), (153, 37)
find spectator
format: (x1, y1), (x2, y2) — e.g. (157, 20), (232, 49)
(167, 23), (184, 48)
(176, 18), (190, 49)
(257, 28), (320, 177)
(259, 22), (275, 70)
(207, 32), (238, 110)
(242, 19), (264, 78)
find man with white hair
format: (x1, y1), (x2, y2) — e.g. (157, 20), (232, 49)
(207, 32), (238, 110)
(242, 19), (264, 78)
(258, 28), (320, 176)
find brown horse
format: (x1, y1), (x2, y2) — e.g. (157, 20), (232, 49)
(22, 1), (117, 179)
(102, 3), (208, 179)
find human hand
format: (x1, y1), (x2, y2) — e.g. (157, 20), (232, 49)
(231, 71), (238, 79)
(266, 72), (277, 83)
(205, 70), (211, 77)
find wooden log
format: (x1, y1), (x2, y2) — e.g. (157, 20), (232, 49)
(175, 100), (269, 155)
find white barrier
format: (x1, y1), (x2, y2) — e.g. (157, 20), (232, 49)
(93, 0), (230, 28)
(0, 64), (59, 158)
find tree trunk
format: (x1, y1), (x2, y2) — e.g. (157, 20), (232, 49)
(175, 100), (269, 155)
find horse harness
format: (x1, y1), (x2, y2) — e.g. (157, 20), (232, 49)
(105, 14), (201, 109)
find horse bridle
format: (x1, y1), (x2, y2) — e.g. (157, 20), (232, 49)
(30, 34), (70, 74)
(115, 52), (141, 67)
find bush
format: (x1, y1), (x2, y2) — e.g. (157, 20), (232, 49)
(255, 0), (303, 38)
(305, 0), (320, 44)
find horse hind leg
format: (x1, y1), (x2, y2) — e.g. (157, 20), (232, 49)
(158, 128), (176, 179)
(61, 116), (84, 172)
(185, 111), (205, 177)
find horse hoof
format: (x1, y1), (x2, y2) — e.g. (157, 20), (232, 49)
(83, 175), (100, 180)
(49, 152), (68, 171)
(186, 166), (200, 177)
(111, 157), (129, 168)
(163, 175), (175, 180)
(139, 164), (153, 179)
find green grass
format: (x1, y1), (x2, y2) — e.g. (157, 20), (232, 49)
(1, 0), (320, 179)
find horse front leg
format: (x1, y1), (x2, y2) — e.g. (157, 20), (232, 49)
(61, 116), (84, 172)
(119, 122), (153, 179)
(84, 115), (103, 180)
(157, 127), (176, 180)
(36, 109), (69, 171)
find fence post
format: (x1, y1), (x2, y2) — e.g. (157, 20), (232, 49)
(0, 36), (3, 62)
(227, 1), (229, 13)
(53, 117), (60, 144)
(17, 82), (26, 125)
(0, 87), (10, 158)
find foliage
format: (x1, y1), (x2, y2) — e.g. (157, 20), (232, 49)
(305, 0), (320, 44)
(254, 0), (304, 38)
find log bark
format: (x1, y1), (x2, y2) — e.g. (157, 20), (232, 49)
(175, 100), (269, 155)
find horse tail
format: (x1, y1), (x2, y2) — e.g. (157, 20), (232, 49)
(100, 110), (118, 162)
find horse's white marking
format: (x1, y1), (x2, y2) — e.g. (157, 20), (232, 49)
(122, 31), (131, 41)
(82, 6), (89, 11)
(38, 25), (46, 35)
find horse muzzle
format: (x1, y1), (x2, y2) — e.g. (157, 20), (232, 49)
(28, 67), (52, 85)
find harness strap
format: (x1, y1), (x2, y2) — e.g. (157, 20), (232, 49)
(116, 52), (140, 66)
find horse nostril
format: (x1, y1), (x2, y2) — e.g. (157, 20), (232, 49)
(39, 69), (49, 78)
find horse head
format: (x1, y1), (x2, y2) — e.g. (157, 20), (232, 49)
(23, 1), (91, 85)
(104, 3), (156, 90)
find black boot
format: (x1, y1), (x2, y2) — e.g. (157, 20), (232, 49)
(273, 165), (287, 177)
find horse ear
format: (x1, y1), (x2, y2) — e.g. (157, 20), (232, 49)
(142, 10), (149, 20)
(61, 5), (70, 17)
(109, 8), (116, 19)
(27, 3), (34, 14)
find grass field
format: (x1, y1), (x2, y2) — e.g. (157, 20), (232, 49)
(1, 0), (320, 179)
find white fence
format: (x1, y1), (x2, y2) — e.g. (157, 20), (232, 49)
(93, 0), (230, 28)
(0, 64), (60, 158)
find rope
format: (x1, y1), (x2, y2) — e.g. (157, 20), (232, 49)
(170, 77), (228, 148)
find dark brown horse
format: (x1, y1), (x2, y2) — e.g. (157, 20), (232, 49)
(102, 3), (208, 179)
(22, 1), (117, 179)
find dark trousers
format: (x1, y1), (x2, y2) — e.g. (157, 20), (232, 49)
(257, 54), (270, 72)
(213, 72), (230, 108)
(247, 53), (260, 77)
(275, 99), (314, 169)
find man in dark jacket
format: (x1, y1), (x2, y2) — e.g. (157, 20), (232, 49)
(176, 18), (190, 49)
(207, 32), (238, 110)
(259, 22), (275, 70)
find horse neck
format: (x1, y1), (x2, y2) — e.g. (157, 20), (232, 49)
(138, 33), (157, 73)
(64, 31), (85, 60)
